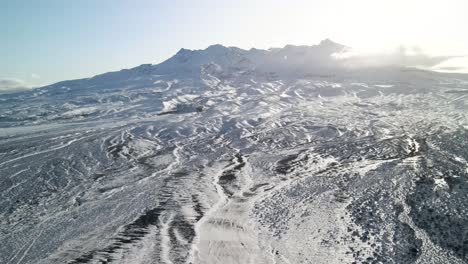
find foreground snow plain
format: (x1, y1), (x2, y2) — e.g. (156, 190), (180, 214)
(1, 40), (468, 263)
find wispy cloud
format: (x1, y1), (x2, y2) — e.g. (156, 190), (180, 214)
(431, 57), (468, 73)
(0, 78), (34, 94)
(332, 46), (468, 73)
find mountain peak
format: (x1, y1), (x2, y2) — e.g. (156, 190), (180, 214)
(206, 44), (227, 50)
(155, 39), (350, 75)
(176, 48), (192, 55)
(318, 38), (347, 50)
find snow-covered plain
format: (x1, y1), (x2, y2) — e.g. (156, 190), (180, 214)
(2, 40), (468, 263)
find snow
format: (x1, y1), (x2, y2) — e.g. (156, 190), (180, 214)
(1, 40), (468, 264)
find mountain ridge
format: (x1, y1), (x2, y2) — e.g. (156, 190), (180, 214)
(10, 39), (466, 95)
(38, 39), (352, 90)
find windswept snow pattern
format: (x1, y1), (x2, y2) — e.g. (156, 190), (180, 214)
(2, 41), (468, 264)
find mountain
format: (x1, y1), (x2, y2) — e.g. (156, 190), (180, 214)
(1, 40), (468, 264)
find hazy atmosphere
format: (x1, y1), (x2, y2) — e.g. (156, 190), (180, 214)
(3, 1), (468, 264)
(2, 0), (468, 92)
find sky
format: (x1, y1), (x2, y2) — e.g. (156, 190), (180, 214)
(2, 0), (468, 91)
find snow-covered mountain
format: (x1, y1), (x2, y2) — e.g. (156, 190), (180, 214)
(2, 40), (468, 264)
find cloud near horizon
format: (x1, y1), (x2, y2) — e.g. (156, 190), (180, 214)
(332, 45), (467, 72)
(430, 57), (468, 73)
(0, 78), (34, 94)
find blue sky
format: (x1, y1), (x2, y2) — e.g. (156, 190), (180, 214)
(2, 0), (468, 89)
